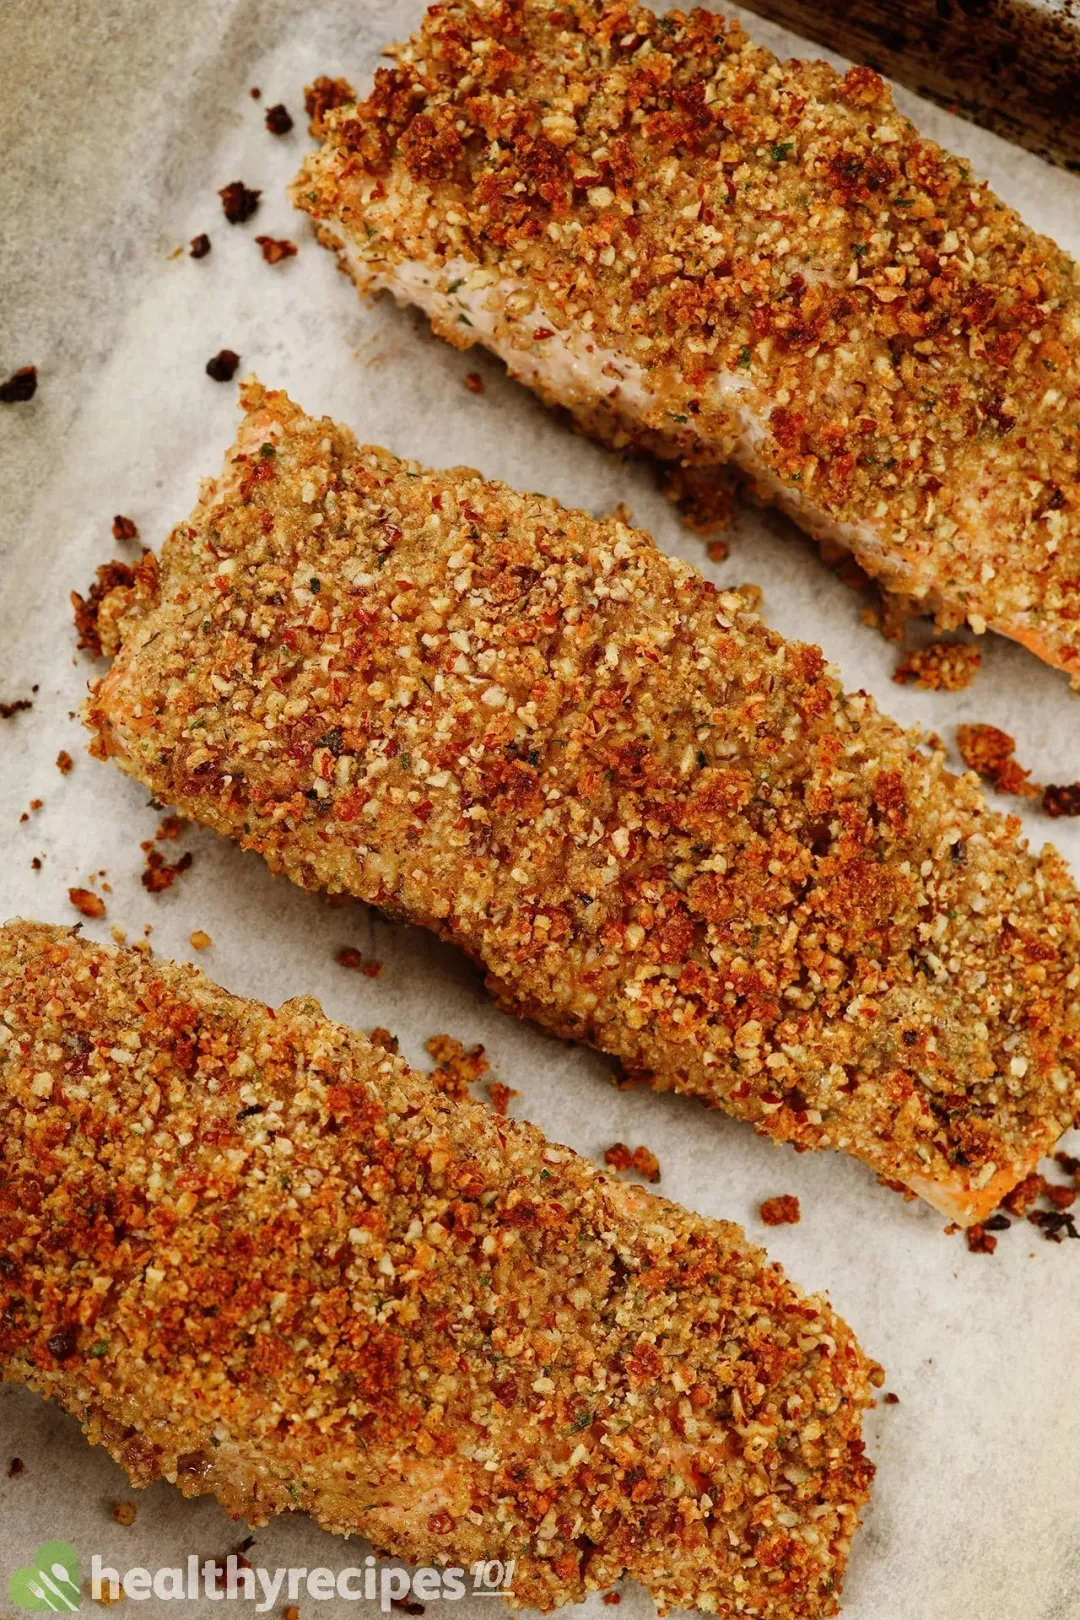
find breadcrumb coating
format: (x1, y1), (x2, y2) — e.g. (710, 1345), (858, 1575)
(0, 921), (876, 1618)
(84, 383), (1080, 1225)
(292, 0), (1080, 681)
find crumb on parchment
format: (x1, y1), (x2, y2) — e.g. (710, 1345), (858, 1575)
(140, 844), (193, 894)
(892, 641), (981, 692)
(1043, 783), (1080, 818)
(68, 887), (105, 920)
(206, 350), (241, 384)
(56, 750), (73, 775)
(256, 236), (298, 266)
(956, 724), (1040, 798)
(760, 1195), (801, 1226)
(112, 515), (139, 542)
(335, 945), (382, 976)
(0, 365), (37, 403)
(486, 1080), (518, 1115)
(603, 1143), (661, 1183)
(265, 103), (293, 136)
(218, 180), (260, 224)
(425, 1033), (489, 1100)
(0, 698), (32, 720)
(303, 75), (355, 137)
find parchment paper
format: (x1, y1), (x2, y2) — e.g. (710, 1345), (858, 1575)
(2, 3), (1079, 1616)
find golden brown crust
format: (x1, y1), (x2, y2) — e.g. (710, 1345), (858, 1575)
(292, 0), (1080, 680)
(82, 382), (1080, 1223)
(0, 920), (875, 1617)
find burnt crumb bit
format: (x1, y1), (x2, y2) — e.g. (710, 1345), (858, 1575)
(1002, 1172), (1045, 1216)
(68, 887), (106, 920)
(1055, 1151), (1080, 1177)
(141, 843), (193, 893)
(249, 87), (261, 100)
(893, 641), (981, 692)
(30, 857), (42, 871)
(602, 1594), (622, 1606)
(218, 180), (261, 224)
(71, 559), (137, 656)
(956, 723), (1040, 799)
(113, 1502), (137, 1527)
(265, 103), (294, 136)
(0, 365), (37, 403)
(206, 349), (241, 384)
(156, 814), (186, 841)
(1029, 1208), (1080, 1242)
(604, 1143), (662, 1183)
(464, 371), (485, 395)
(486, 1080), (518, 1116)
(335, 945), (382, 976)
(112, 514), (139, 541)
(56, 750), (74, 775)
(426, 1033), (489, 1100)
(660, 461), (736, 541)
(760, 1194), (801, 1226)
(390, 1601), (425, 1617)
(19, 799), (43, 823)
(367, 1026), (398, 1054)
(189, 233), (212, 259)
(966, 1222), (997, 1254)
(0, 698), (32, 720)
(883, 1393), (900, 1406)
(7, 1456), (25, 1476)
(304, 74), (355, 137)
(1043, 782), (1080, 818)
(256, 235), (298, 265)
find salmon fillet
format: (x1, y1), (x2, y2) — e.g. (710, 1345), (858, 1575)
(0, 920), (877, 1618)
(292, 0), (1080, 681)
(83, 383), (1080, 1224)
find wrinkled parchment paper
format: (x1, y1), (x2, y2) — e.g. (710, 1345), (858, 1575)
(2, 3), (1079, 1616)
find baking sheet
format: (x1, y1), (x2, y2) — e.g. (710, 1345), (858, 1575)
(2, 2), (1080, 1616)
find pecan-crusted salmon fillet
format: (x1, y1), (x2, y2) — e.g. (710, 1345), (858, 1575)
(292, 0), (1080, 681)
(84, 383), (1080, 1224)
(0, 920), (877, 1618)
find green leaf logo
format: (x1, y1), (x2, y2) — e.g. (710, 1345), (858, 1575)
(8, 1542), (80, 1611)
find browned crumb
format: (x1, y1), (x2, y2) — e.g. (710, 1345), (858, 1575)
(0, 698), (32, 720)
(111, 927), (127, 945)
(284, 1607), (300, 1620)
(425, 1033), (489, 1100)
(0, 365), (37, 403)
(206, 350), (241, 383)
(390, 1601), (425, 1617)
(760, 1195), (801, 1226)
(892, 641), (981, 693)
(1043, 783), (1080, 818)
(603, 1143), (661, 1183)
(72, 560), (137, 656)
(1044, 1182), (1077, 1210)
(956, 724), (1040, 799)
(218, 180), (260, 224)
(486, 1080), (518, 1116)
(603, 1142), (633, 1172)
(965, 1222), (997, 1254)
(660, 462), (735, 539)
(1001, 1173), (1046, 1216)
(56, 750), (74, 775)
(602, 1595), (622, 1606)
(367, 1026), (398, 1054)
(861, 588), (919, 646)
(7, 1457), (24, 1477)
(256, 236), (298, 266)
(334, 945), (382, 976)
(189, 930), (213, 951)
(30, 857), (42, 871)
(113, 1501), (137, 1526)
(112, 515), (139, 542)
(1028, 1208), (1080, 1242)
(92, 1580), (124, 1606)
(464, 371), (485, 394)
(156, 815), (186, 841)
(140, 844), (193, 894)
(265, 103), (294, 136)
(883, 1393), (900, 1406)
(27, 799), (43, 814)
(304, 75), (355, 137)
(876, 1175), (919, 1202)
(1055, 1151), (1080, 1177)
(249, 87), (261, 100)
(707, 538), (730, 563)
(190, 233), (211, 259)
(69, 887), (106, 920)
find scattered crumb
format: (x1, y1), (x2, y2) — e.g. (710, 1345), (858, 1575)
(1028, 1208), (1080, 1242)
(156, 815), (186, 841)
(425, 1033), (489, 1100)
(956, 723), (1040, 799)
(140, 843), (193, 893)
(335, 945), (382, 976)
(284, 1606), (300, 1620)
(759, 1194), (801, 1226)
(249, 86), (261, 100)
(69, 887), (106, 920)
(113, 1502), (137, 1527)
(206, 349), (241, 383)
(111, 927), (127, 945)
(56, 749), (73, 775)
(218, 180), (261, 224)
(1002, 1173), (1045, 1217)
(603, 1143), (661, 1183)
(92, 1578), (124, 1605)
(486, 1080), (518, 1116)
(190, 233), (211, 259)
(736, 581), (763, 613)
(860, 586), (917, 644)
(367, 1027), (398, 1054)
(256, 235), (298, 265)
(1055, 1151), (1080, 1177)
(883, 1393), (900, 1406)
(892, 640), (981, 692)
(189, 930), (213, 951)
(390, 1602), (425, 1617)
(72, 559), (137, 656)
(0, 365), (37, 403)
(659, 460), (735, 538)
(30, 856), (42, 871)
(112, 514), (139, 542)
(304, 75), (356, 137)
(1043, 783), (1080, 819)
(464, 371), (485, 394)
(602, 1595), (622, 1607)
(7, 1457), (24, 1477)
(966, 1223), (997, 1254)
(1045, 1182), (1077, 1210)
(707, 537), (730, 563)
(265, 103), (294, 135)
(0, 697), (32, 719)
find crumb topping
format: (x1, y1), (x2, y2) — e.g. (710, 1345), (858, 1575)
(0, 922), (875, 1618)
(892, 641), (980, 692)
